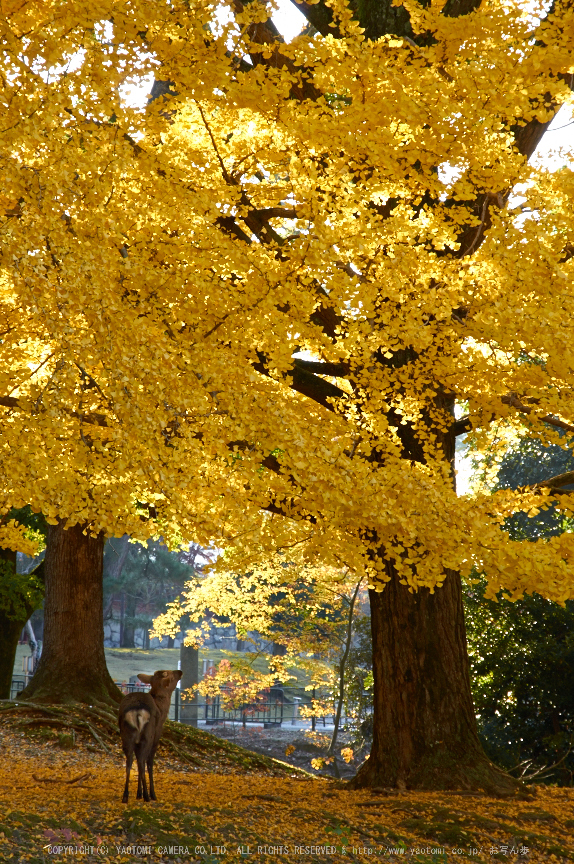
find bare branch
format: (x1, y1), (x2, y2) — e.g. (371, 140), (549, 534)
(502, 394), (574, 436)
(537, 471), (574, 489)
(453, 396), (574, 437)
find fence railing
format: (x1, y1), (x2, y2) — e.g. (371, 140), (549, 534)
(10, 677), (27, 701)
(9, 676), (339, 727)
(203, 693), (285, 728)
(201, 686), (336, 728)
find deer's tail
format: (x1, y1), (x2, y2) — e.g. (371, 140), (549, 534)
(123, 708), (151, 744)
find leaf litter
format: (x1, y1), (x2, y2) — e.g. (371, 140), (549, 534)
(1, 704), (573, 863)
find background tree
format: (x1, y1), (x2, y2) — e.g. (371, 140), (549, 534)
(103, 538), (197, 648)
(0, 508), (45, 699)
(153, 558), (366, 725)
(465, 436), (574, 785)
(466, 581), (574, 786)
(341, 613), (374, 761)
(1, 0), (574, 787)
(0, 552), (44, 700)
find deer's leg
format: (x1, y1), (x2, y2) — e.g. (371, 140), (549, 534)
(122, 751), (133, 804)
(147, 746), (158, 801)
(136, 751), (150, 802)
(135, 743), (143, 799)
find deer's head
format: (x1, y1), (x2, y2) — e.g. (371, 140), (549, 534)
(137, 669), (182, 697)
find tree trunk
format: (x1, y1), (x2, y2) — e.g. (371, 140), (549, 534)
(119, 591), (125, 647)
(352, 564), (518, 794)
(349, 386), (517, 792)
(20, 521), (121, 705)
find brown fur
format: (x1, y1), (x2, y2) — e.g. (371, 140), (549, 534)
(118, 669), (182, 803)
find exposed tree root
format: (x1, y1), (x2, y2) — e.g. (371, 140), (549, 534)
(350, 747), (527, 799)
(0, 700), (302, 776)
(32, 772), (93, 785)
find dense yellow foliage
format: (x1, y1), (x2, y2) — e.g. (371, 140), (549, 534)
(152, 558), (363, 704)
(1, 0), (573, 599)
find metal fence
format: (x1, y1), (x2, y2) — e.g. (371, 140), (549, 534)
(9, 676), (337, 728)
(203, 689), (285, 728)
(201, 686), (334, 729)
(10, 676), (27, 700)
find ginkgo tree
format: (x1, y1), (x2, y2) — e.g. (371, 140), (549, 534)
(1, 0), (574, 789)
(153, 556), (365, 775)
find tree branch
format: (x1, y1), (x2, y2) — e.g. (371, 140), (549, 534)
(454, 416), (471, 437)
(292, 358), (349, 377)
(0, 395), (109, 427)
(502, 394), (574, 436)
(232, 0), (321, 100)
(287, 0), (338, 38)
(253, 353), (346, 412)
(537, 471), (574, 489)
(454, 396), (574, 438)
(263, 500), (318, 523)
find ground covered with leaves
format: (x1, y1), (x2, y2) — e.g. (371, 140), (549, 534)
(0, 703), (573, 864)
(206, 724), (359, 780)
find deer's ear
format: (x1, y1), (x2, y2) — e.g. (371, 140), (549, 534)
(137, 673), (153, 684)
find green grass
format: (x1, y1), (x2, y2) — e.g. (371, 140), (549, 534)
(13, 644), (316, 693)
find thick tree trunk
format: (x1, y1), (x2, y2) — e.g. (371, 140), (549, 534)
(352, 563), (518, 794)
(21, 521), (121, 705)
(350, 384), (517, 792)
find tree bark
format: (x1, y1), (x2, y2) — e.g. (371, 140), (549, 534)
(20, 521), (121, 705)
(350, 391), (518, 792)
(352, 565), (518, 794)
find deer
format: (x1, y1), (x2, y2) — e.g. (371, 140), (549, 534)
(118, 669), (182, 803)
